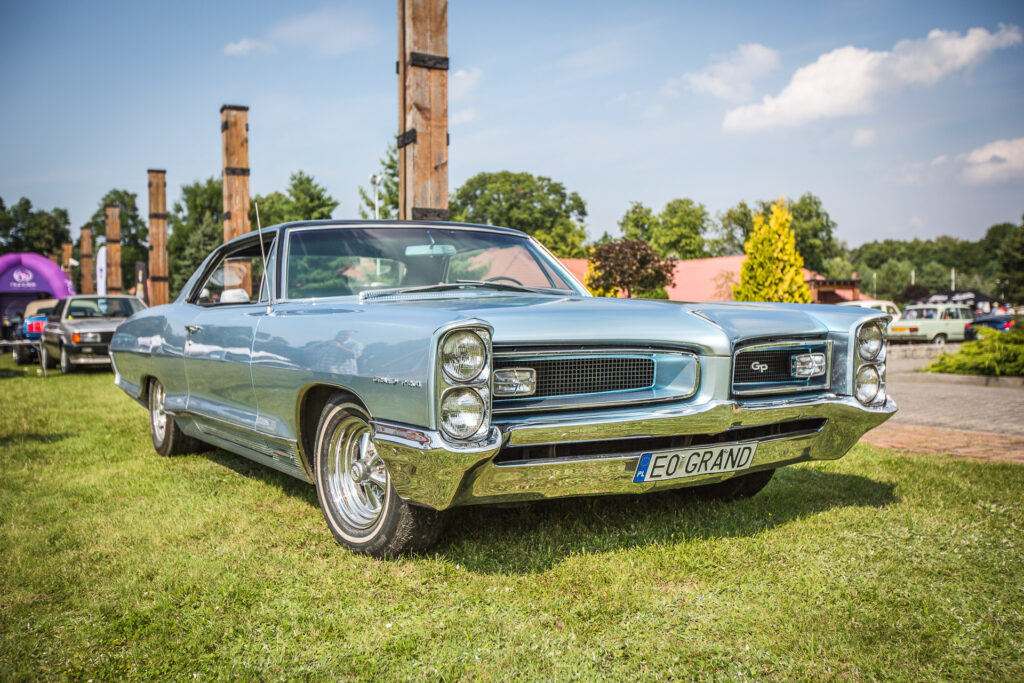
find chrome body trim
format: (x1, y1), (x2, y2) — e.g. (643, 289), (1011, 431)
(371, 395), (896, 510)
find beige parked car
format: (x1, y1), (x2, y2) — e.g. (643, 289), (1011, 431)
(888, 303), (974, 344)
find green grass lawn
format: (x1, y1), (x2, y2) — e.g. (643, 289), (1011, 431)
(1, 356), (1022, 681)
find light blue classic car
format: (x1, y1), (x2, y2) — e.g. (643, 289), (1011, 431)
(111, 221), (896, 556)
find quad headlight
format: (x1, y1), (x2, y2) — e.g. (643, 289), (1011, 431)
(439, 387), (486, 439)
(854, 321), (887, 406)
(440, 329), (487, 382)
(857, 322), (885, 361)
(855, 364), (881, 404)
(436, 325), (492, 442)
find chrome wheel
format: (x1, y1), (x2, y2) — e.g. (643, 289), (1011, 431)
(60, 346), (70, 374)
(325, 414), (388, 529)
(151, 381), (168, 445)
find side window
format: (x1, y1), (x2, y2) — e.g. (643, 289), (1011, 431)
(192, 238), (274, 306)
(47, 300), (65, 322)
(942, 308), (958, 320)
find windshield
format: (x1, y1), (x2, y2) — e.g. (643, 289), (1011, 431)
(285, 227), (582, 299)
(65, 297), (145, 319)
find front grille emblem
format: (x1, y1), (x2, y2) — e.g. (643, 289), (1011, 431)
(750, 361), (769, 373)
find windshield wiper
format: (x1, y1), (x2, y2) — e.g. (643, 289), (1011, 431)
(361, 280), (566, 300)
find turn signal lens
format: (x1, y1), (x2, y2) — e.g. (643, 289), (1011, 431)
(439, 387), (485, 439)
(72, 333), (81, 343)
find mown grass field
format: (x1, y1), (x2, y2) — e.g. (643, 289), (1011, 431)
(1, 355), (1022, 681)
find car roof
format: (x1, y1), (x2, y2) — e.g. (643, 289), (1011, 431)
(221, 219), (529, 249)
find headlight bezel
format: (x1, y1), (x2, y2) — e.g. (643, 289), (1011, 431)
(434, 323), (493, 442)
(853, 319), (888, 406)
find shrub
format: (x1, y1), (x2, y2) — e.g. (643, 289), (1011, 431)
(926, 326), (1024, 376)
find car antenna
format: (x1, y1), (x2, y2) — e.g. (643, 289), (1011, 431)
(254, 201), (272, 314)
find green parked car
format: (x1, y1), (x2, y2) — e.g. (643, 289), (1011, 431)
(888, 303), (974, 344)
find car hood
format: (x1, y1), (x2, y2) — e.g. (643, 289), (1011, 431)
(64, 318), (126, 333)
(365, 294), (859, 355)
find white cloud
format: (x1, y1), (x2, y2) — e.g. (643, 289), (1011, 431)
(666, 43), (780, 102)
(451, 67), (482, 102)
(224, 5), (377, 58)
(958, 137), (1024, 184)
(223, 38), (276, 56)
(931, 154), (949, 166)
(723, 24), (1022, 132)
(450, 67), (482, 126)
(909, 215), (926, 230)
(851, 127), (877, 147)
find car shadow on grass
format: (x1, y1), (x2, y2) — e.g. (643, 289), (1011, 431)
(191, 447), (896, 573)
(435, 466), (898, 574)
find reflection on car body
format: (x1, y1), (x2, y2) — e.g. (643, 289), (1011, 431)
(111, 220), (896, 557)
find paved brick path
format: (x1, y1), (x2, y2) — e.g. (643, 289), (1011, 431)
(859, 368), (1024, 464)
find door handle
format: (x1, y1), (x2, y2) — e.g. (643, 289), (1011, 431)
(184, 324), (201, 334)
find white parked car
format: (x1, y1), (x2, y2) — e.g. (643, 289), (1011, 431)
(839, 300), (901, 321)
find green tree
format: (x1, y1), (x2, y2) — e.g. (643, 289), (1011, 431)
(785, 192), (840, 273)
(0, 197), (71, 257)
(709, 201), (755, 256)
(918, 261), (948, 293)
(733, 199), (811, 303)
(251, 171), (338, 227)
(587, 238), (675, 299)
(997, 222), (1024, 304)
(82, 190), (147, 292)
(654, 198), (708, 259)
(875, 259), (914, 301)
(358, 144), (399, 219)
(168, 178), (223, 297)
(450, 171), (588, 258)
(618, 202), (659, 243)
(821, 256), (855, 280)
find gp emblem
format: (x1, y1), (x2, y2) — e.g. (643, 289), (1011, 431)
(750, 361), (769, 373)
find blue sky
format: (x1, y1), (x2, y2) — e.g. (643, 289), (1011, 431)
(1, 1), (1022, 248)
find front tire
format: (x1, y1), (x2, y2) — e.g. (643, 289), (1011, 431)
(313, 396), (444, 557)
(149, 379), (199, 456)
(12, 345), (28, 365)
(59, 345), (74, 374)
(694, 468), (775, 502)
(40, 343), (57, 370)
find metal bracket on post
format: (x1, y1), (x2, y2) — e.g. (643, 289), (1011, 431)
(397, 129), (417, 148)
(409, 52), (449, 70)
(411, 207), (450, 221)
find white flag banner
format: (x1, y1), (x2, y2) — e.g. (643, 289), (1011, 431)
(96, 245), (107, 296)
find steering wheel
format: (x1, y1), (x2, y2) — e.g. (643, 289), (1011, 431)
(485, 276), (524, 286)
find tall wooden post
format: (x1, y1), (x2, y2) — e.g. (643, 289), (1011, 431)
(221, 104), (251, 293)
(147, 169), (169, 305)
(105, 204), (122, 294)
(398, 0), (449, 221)
(80, 227), (93, 294)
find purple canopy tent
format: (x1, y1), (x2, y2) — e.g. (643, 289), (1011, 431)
(0, 253), (76, 337)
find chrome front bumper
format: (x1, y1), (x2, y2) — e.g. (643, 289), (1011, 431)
(372, 394), (897, 510)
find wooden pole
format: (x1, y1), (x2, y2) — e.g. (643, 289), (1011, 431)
(398, 0), (449, 221)
(147, 169), (169, 305)
(80, 227), (93, 294)
(105, 204), (122, 293)
(220, 104), (251, 293)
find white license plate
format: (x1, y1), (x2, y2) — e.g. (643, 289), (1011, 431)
(633, 442), (758, 483)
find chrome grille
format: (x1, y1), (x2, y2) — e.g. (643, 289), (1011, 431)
(732, 341), (831, 396)
(494, 356), (654, 399)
